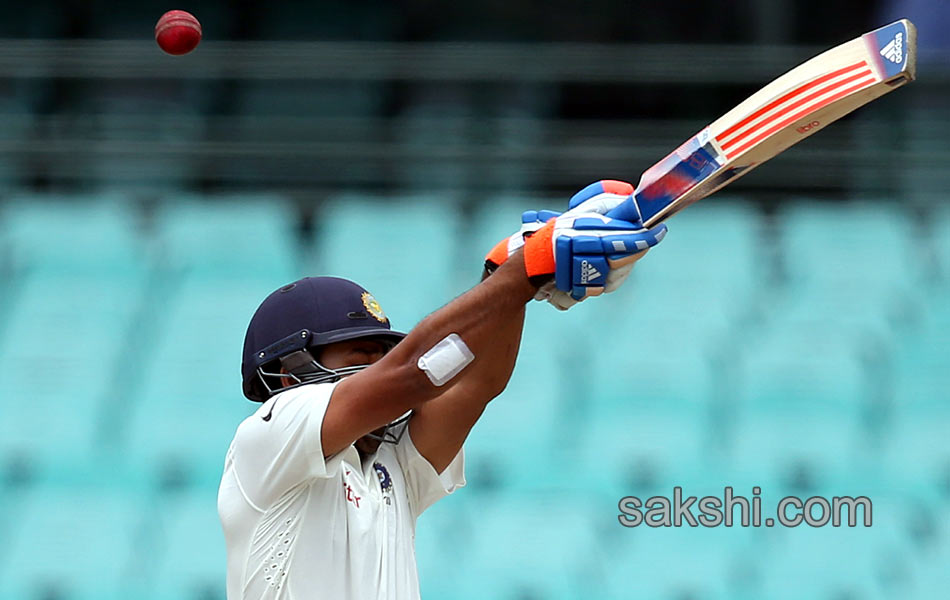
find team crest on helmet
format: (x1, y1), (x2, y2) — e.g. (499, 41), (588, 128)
(373, 462), (393, 493)
(361, 292), (388, 323)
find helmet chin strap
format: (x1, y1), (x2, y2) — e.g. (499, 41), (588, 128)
(257, 350), (410, 443)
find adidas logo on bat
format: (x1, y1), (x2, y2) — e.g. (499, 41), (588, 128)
(580, 260), (602, 284)
(880, 32), (903, 64)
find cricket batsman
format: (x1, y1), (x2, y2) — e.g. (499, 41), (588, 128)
(218, 181), (667, 599)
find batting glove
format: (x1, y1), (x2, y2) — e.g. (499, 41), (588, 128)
(485, 180), (665, 309)
(523, 211), (667, 302)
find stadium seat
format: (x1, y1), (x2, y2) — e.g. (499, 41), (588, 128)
(778, 201), (917, 286)
(124, 274), (279, 488)
(727, 318), (876, 488)
(460, 357), (569, 493)
(892, 323), (950, 416)
(577, 201), (766, 357)
(420, 495), (601, 600)
(576, 410), (713, 498)
(879, 412), (950, 502)
(311, 194), (462, 327)
(602, 524), (756, 600)
(915, 534), (950, 598)
(0, 489), (146, 600)
(756, 506), (911, 600)
(631, 200), (764, 321)
(0, 271), (145, 474)
(737, 318), (871, 410)
(773, 279), (919, 342)
(151, 195), (300, 279)
(773, 202), (923, 342)
(640, 200), (762, 282)
(0, 194), (145, 275)
(147, 490), (227, 600)
(576, 308), (726, 415)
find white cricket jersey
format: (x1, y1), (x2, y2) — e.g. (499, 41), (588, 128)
(218, 382), (465, 600)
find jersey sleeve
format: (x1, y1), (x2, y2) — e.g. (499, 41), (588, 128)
(393, 423), (466, 519)
(230, 383), (346, 508)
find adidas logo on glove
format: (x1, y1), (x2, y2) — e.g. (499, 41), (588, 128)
(580, 260), (603, 284)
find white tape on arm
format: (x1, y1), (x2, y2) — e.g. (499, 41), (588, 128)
(417, 333), (475, 386)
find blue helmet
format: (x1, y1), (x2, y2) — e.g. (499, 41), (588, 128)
(241, 277), (406, 402)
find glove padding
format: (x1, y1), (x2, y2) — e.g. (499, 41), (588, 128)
(485, 180), (666, 310)
(523, 211), (667, 302)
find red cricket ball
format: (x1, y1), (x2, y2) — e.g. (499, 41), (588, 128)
(155, 10), (202, 56)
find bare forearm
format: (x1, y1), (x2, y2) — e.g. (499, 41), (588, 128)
(333, 250), (536, 429)
(381, 250), (534, 397)
(408, 298), (526, 472)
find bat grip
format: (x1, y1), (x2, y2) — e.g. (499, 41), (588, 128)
(604, 196), (643, 223)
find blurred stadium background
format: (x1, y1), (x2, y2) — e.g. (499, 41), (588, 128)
(0, 1), (948, 599)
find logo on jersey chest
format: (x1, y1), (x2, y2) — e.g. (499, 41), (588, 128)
(373, 462), (393, 492)
(374, 462), (395, 506)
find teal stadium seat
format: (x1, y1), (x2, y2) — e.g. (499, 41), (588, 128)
(577, 306), (724, 412)
(151, 195), (299, 280)
(0, 489), (146, 600)
(459, 310), (579, 493)
(627, 199), (764, 326)
(728, 319), (873, 488)
(420, 496), (601, 600)
(578, 409), (713, 502)
(603, 524), (756, 600)
(880, 412), (950, 502)
(470, 196), (763, 331)
(0, 272), (144, 475)
(892, 322), (950, 415)
(779, 201), (917, 285)
(148, 491), (227, 600)
(0, 194), (145, 275)
(775, 202), (921, 339)
(567, 201), (762, 421)
(914, 530), (950, 597)
(312, 195), (461, 328)
(756, 512), (909, 600)
(124, 274), (282, 488)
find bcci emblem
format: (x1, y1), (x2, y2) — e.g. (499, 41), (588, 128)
(361, 292), (388, 323)
(373, 462), (393, 495)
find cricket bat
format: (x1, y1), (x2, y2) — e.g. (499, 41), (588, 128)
(616, 19), (917, 228)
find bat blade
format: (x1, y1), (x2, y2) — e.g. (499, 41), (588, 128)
(627, 19), (917, 228)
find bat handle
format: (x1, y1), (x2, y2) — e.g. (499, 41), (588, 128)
(604, 195), (643, 224)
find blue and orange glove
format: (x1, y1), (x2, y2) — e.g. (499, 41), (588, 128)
(485, 180), (668, 309)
